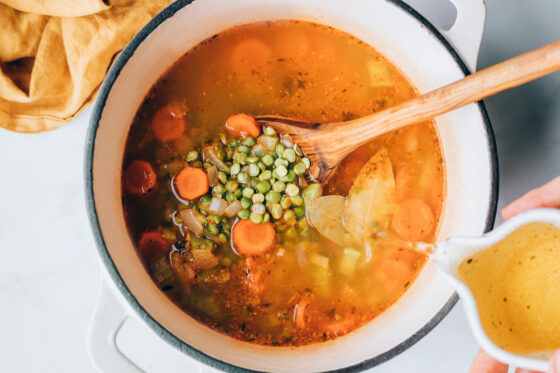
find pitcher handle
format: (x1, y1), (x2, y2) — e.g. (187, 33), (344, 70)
(87, 277), (218, 372)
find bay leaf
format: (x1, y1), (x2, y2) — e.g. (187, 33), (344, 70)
(307, 195), (354, 247)
(344, 147), (395, 243)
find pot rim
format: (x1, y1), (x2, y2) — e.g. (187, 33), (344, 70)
(84, 0), (499, 371)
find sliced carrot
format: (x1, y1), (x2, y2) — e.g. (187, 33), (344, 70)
(394, 166), (415, 201)
(391, 198), (435, 241)
(232, 219), (275, 255)
(138, 230), (170, 260)
(382, 246), (425, 265)
(174, 166), (209, 200)
(230, 38), (272, 75)
(274, 29), (311, 61)
(124, 159), (157, 196)
(151, 103), (187, 142)
(225, 114), (260, 138)
(375, 255), (414, 294)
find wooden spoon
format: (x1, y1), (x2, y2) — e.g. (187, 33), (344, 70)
(256, 40), (560, 181)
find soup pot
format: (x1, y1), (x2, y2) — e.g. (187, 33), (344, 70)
(85, 0), (497, 372)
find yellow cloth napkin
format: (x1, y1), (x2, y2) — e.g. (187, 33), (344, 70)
(0, 0), (172, 133)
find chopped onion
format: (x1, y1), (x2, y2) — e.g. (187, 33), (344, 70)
(208, 197), (228, 216)
(192, 249), (219, 270)
(224, 200), (242, 218)
(179, 209), (203, 235)
(258, 135), (278, 151)
(203, 146), (229, 172)
(182, 262), (196, 281)
(207, 165), (218, 187)
(170, 251), (196, 282)
(280, 134), (294, 148)
(251, 144), (267, 157)
(297, 175), (308, 188)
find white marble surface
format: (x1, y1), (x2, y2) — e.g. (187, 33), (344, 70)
(1, 0), (559, 372)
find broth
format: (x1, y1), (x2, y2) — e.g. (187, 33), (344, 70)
(459, 222), (560, 354)
(122, 20), (444, 346)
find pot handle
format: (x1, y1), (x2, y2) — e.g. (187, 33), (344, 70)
(87, 278), (144, 373)
(443, 0), (486, 72)
(88, 278), (218, 372)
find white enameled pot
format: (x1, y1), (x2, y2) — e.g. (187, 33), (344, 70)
(85, 0), (497, 372)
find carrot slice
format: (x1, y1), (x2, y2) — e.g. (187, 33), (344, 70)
(375, 256), (414, 289)
(232, 219), (275, 255)
(174, 166), (209, 200)
(230, 38), (272, 75)
(394, 166), (415, 201)
(391, 198), (435, 241)
(124, 159), (157, 196)
(225, 114), (260, 138)
(151, 103), (186, 142)
(138, 230), (170, 260)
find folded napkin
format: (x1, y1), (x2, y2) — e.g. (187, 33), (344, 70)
(0, 0), (172, 133)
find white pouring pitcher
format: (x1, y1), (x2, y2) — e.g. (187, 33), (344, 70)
(433, 208), (560, 372)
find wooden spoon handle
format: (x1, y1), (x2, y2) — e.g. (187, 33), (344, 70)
(328, 40), (560, 157)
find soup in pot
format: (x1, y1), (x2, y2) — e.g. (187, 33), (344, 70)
(121, 20), (445, 346)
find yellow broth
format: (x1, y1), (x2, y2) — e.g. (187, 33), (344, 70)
(459, 222), (560, 354)
(122, 20), (444, 346)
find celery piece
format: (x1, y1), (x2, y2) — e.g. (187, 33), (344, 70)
(310, 253), (329, 268)
(150, 256), (175, 289)
(313, 266), (331, 298)
(338, 248), (361, 276)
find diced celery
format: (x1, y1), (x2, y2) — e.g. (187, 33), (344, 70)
(313, 266), (331, 297)
(310, 253), (329, 268)
(338, 248), (361, 276)
(150, 256), (175, 289)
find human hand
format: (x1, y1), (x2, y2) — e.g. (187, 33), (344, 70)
(502, 176), (560, 220)
(469, 176), (560, 373)
(469, 348), (559, 373)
